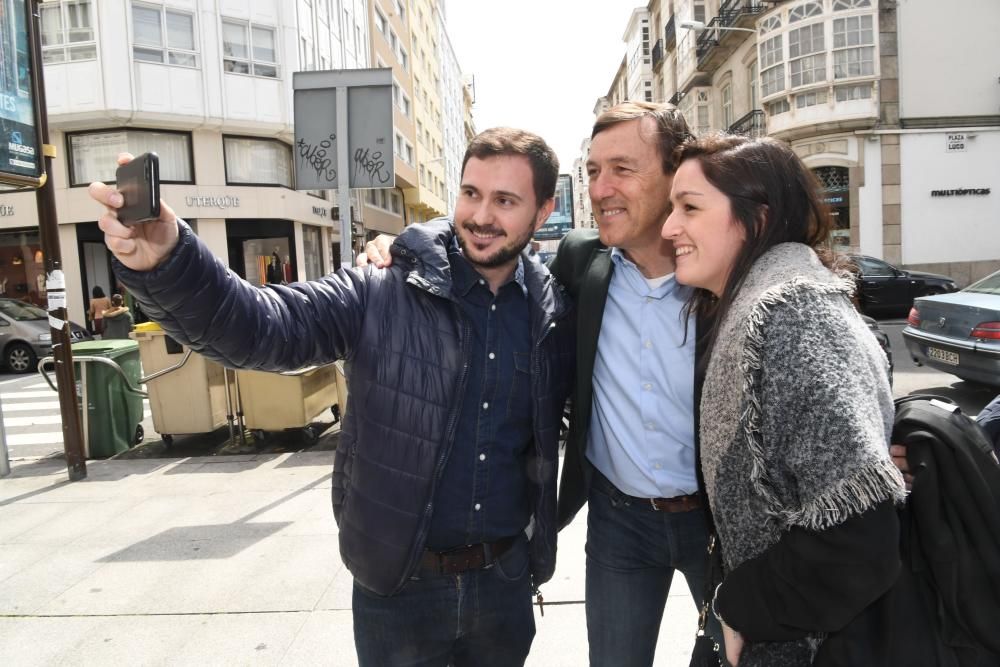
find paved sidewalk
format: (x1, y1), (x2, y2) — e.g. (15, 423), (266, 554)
(0, 453), (698, 666)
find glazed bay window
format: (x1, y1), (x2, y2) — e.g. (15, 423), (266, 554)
(68, 130), (192, 185)
(224, 137), (292, 187)
(40, 0), (96, 63)
(788, 23), (825, 88)
(132, 3), (198, 67)
(759, 34), (784, 98)
(222, 20), (278, 78)
(833, 15), (875, 79)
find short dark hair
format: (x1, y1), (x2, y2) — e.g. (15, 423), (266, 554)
(592, 102), (693, 175)
(462, 127), (559, 207)
(675, 133), (840, 350)
(92, 285), (105, 298)
(111, 294), (124, 307)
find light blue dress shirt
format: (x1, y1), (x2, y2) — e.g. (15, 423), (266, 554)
(586, 248), (698, 499)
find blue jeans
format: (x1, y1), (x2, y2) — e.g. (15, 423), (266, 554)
(352, 537), (535, 667)
(586, 470), (722, 667)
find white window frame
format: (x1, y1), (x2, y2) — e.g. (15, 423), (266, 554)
(223, 136), (292, 187)
(721, 83), (733, 129)
(131, 2), (199, 68)
(40, 0), (96, 64)
(790, 53), (826, 88)
(68, 129), (193, 186)
(222, 19), (279, 78)
(761, 63), (785, 98)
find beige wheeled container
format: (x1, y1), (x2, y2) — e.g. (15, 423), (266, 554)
(131, 324), (230, 444)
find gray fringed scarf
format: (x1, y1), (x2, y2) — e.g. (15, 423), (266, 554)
(700, 243), (906, 666)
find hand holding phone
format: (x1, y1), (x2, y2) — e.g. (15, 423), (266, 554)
(115, 152), (161, 225)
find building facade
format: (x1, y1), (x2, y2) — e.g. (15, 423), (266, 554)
(1, 0), (371, 326)
(581, 0), (1000, 283)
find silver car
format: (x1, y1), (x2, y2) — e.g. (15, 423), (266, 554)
(0, 299), (92, 373)
(903, 270), (1000, 387)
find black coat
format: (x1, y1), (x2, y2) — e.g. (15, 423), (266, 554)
(113, 219), (575, 596)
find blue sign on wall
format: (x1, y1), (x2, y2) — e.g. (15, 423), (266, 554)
(0, 0), (43, 185)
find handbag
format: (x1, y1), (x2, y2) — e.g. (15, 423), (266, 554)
(689, 532), (723, 667)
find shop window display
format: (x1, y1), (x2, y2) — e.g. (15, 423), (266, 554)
(0, 231), (46, 307)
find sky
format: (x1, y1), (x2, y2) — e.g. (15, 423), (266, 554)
(444, 1), (638, 173)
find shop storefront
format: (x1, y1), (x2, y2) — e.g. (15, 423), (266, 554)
(813, 166), (850, 251)
(0, 227), (47, 308)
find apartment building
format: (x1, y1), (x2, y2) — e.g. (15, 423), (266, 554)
(406, 0), (447, 223)
(365, 0), (416, 234)
(0, 0), (369, 326)
(585, 0), (1000, 282)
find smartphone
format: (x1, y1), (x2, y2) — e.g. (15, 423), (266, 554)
(115, 152), (161, 225)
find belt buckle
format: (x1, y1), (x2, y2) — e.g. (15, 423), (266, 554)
(649, 498), (661, 512)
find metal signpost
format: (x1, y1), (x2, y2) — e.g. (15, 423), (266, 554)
(0, 0), (86, 479)
(292, 68), (395, 268)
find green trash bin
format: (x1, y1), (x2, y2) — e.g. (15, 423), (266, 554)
(72, 339), (145, 458)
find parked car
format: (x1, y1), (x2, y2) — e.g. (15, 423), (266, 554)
(849, 254), (957, 317)
(861, 314), (893, 385)
(902, 269), (1000, 387)
(0, 299), (92, 374)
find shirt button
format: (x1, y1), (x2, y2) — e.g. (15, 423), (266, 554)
(645, 422), (655, 430)
(479, 453), (486, 461)
(474, 503), (482, 511)
(646, 297), (653, 303)
(482, 402), (489, 410)
(644, 340), (653, 349)
(491, 304), (496, 311)
(643, 383), (652, 391)
(479, 279), (486, 285)
(488, 352), (495, 360)
(654, 463), (663, 470)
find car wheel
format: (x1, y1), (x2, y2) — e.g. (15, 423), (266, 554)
(6, 343), (36, 374)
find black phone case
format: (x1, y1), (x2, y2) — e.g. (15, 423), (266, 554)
(115, 153), (160, 225)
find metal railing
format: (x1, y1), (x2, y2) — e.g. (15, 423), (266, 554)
(652, 39), (664, 69)
(664, 15), (676, 49)
(667, 91), (685, 106)
(728, 109), (766, 138)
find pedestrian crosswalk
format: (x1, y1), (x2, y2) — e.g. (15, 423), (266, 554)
(1, 380), (151, 456)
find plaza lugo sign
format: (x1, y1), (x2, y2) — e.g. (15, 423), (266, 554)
(0, 0), (45, 187)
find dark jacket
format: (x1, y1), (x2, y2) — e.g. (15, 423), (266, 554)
(101, 307), (134, 339)
(112, 219), (575, 596)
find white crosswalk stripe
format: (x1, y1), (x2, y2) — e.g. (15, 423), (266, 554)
(1, 376), (151, 451)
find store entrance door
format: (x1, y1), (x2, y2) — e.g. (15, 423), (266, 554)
(226, 220), (297, 286)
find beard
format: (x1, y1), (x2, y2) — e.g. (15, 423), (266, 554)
(456, 218), (537, 269)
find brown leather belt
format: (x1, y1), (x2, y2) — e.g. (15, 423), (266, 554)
(648, 494), (702, 513)
(419, 536), (517, 576)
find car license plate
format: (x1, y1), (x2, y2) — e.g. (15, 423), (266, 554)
(927, 347), (959, 366)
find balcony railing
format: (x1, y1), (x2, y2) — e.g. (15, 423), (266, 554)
(728, 109), (766, 138)
(664, 15), (676, 50)
(718, 0), (767, 25)
(652, 39), (664, 69)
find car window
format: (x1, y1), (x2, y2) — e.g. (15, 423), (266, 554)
(964, 271), (1000, 295)
(854, 256), (894, 277)
(0, 300), (47, 321)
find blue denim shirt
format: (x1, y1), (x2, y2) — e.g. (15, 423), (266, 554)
(586, 248), (698, 499)
(425, 246), (533, 550)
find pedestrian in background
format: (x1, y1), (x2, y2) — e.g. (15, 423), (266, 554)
(89, 127), (574, 667)
(88, 285), (111, 336)
(101, 294), (134, 339)
(662, 133), (906, 666)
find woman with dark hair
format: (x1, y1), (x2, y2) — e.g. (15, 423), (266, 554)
(88, 285), (111, 336)
(662, 134), (906, 666)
